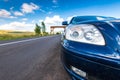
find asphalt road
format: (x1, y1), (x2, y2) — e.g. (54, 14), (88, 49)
(0, 35), (70, 80)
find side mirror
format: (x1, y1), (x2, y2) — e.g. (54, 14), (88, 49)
(62, 21), (68, 25)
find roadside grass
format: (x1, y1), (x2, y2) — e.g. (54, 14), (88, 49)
(0, 30), (40, 40)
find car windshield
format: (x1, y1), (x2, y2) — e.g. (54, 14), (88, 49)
(70, 16), (116, 24)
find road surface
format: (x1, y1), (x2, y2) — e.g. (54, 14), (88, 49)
(0, 35), (70, 80)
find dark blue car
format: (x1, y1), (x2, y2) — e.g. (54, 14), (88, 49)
(61, 16), (120, 80)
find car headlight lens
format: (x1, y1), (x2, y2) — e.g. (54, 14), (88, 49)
(65, 24), (105, 45)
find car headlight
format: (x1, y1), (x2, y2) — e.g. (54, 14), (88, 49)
(65, 24), (105, 45)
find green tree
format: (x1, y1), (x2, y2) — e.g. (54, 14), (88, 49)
(34, 23), (41, 35)
(41, 22), (46, 33)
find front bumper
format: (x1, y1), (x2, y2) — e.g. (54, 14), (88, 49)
(61, 40), (120, 80)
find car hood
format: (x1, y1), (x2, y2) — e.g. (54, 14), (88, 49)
(110, 21), (120, 35)
(93, 20), (120, 59)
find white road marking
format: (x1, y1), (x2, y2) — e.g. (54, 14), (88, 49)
(0, 37), (45, 46)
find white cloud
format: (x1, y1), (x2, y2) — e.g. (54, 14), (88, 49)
(32, 20), (35, 23)
(66, 16), (75, 23)
(40, 9), (46, 13)
(0, 15), (74, 32)
(0, 21), (34, 31)
(10, 7), (14, 11)
(0, 9), (11, 18)
(48, 11), (52, 14)
(44, 15), (64, 25)
(39, 15), (64, 32)
(53, 0), (57, 4)
(22, 18), (28, 21)
(0, 9), (16, 18)
(14, 11), (24, 16)
(66, 16), (73, 21)
(39, 15), (76, 32)
(21, 3), (39, 13)
(9, 16), (17, 19)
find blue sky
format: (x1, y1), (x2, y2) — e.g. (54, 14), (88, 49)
(0, 0), (120, 32)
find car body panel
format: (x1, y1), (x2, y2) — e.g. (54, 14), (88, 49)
(61, 16), (120, 80)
